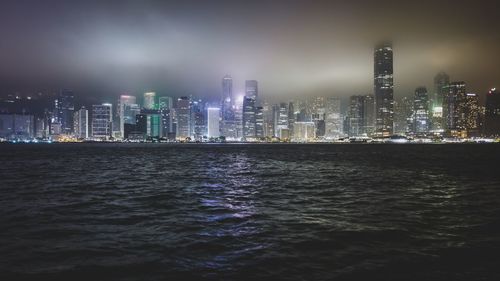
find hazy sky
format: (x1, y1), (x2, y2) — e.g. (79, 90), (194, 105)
(0, 0), (499, 102)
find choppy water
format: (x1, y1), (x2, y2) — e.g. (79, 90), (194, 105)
(1, 143), (500, 281)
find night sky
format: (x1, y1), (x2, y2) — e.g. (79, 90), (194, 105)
(1, 0), (499, 102)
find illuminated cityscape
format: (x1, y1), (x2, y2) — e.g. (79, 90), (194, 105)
(1, 41), (498, 143)
(2, 2), (500, 281)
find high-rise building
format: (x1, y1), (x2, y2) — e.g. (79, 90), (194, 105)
(176, 96), (191, 140)
(431, 72), (449, 132)
(207, 107), (220, 138)
(91, 103), (112, 139)
(242, 96), (256, 139)
(73, 107), (88, 139)
(444, 82), (466, 134)
(363, 95), (375, 135)
(159, 96), (174, 138)
(414, 87), (430, 134)
(274, 103), (289, 139)
(394, 97), (414, 135)
(143, 92), (156, 110)
(433, 72), (450, 108)
(324, 97), (343, 139)
(348, 96), (365, 137)
(191, 99), (205, 141)
(374, 42), (394, 137)
(55, 90), (75, 134)
(485, 88), (500, 136)
(221, 75), (237, 139)
(463, 93), (480, 136)
(255, 106), (264, 138)
(117, 95), (137, 138)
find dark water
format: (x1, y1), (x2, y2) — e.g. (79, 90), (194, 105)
(1, 143), (500, 281)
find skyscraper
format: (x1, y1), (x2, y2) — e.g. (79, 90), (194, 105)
(207, 107), (220, 138)
(463, 93), (480, 136)
(432, 72), (449, 132)
(242, 96), (256, 139)
(485, 88), (500, 136)
(414, 87), (430, 134)
(159, 96), (174, 138)
(191, 99), (205, 141)
(433, 72), (450, 108)
(73, 107), (88, 139)
(394, 97), (414, 135)
(443, 82), (466, 134)
(374, 42), (394, 137)
(91, 103), (112, 139)
(143, 92), (156, 110)
(221, 75), (237, 139)
(55, 90), (75, 134)
(348, 96), (365, 137)
(255, 106), (264, 138)
(117, 95), (137, 138)
(363, 95), (375, 135)
(176, 96), (191, 140)
(324, 97), (343, 139)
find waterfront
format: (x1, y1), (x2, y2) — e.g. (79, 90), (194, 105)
(1, 143), (500, 280)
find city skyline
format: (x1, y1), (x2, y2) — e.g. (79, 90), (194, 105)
(1, 0), (500, 102)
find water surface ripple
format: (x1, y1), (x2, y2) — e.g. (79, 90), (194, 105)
(1, 143), (500, 280)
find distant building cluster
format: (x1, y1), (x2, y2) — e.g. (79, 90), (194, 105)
(1, 42), (500, 143)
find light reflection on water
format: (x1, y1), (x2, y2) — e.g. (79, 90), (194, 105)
(0, 143), (500, 280)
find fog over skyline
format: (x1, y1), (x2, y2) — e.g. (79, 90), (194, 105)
(1, 0), (499, 102)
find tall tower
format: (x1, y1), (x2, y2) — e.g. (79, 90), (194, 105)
(117, 94), (137, 138)
(374, 42), (394, 137)
(221, 75), (237, 139)
(176, 96), (191, 140)
(55, 90), (75, 134)
(414, 87), (430, 134)
(443, 82), (466, 133)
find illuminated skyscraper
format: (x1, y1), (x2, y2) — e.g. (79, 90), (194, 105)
(463, 93), (480, 136)
(348, 96), (365, 137)
(414, 87), (430, 134)
(242, 80), (259, 139)
(207, 107), (220, 138)
(73, 107), (88, 139)
(242, 97), (256, 139)
(433, 72), (450, 108)
(444, 82), (466, 133)
(55, 90), (75, 134)
(191, 99), (205, 141)
(176, 96), (191, 140)
(221, 75), (237, 139)
(274, 103), (289, 139)
(159, 96), (174, 138)
(91, 103), (112, 139)
(431, 72), (449, 132)
(255, 106), (264, 138)
(363, 95), (375, 135)
(324, 97), (343, 138)
(485, 88), (500, 136)
(117, 95), (137, 138)
(143, 92), (156, 110)
(374, 42), (394, 137)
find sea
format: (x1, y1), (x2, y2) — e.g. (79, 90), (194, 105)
(1, 143), (500, 280)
